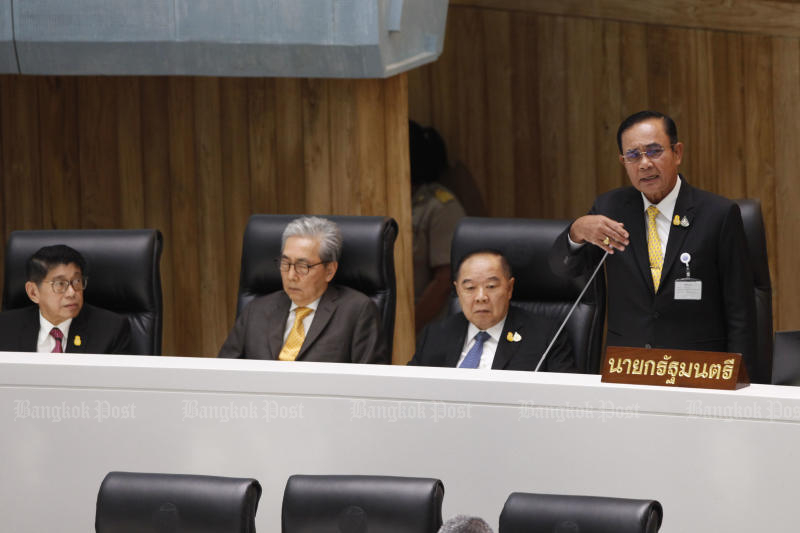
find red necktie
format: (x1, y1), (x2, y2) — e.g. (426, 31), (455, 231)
(50, 327), (64, 353)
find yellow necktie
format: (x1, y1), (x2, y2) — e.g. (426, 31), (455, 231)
(278, 307), (313, 361)
(646, 205), (664, 291)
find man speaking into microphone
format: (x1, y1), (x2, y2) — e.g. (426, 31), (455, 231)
(549, 110), (759, 381)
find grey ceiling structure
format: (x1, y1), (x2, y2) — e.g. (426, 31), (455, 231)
(0, 0), (448, 77)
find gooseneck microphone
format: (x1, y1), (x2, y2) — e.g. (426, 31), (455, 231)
(534, 251), (609, 372)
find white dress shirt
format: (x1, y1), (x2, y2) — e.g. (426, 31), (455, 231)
(456, 316), (508, 369)
(36, 313), (73, 353)
(282, 298), (321, 344)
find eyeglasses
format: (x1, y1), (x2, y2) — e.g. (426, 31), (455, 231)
(275, 258), (327, 276)
(622, 144), (672, 164)
(47, 277), (88, 294)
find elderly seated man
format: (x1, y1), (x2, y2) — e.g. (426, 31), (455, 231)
(219, 216), (388, 363)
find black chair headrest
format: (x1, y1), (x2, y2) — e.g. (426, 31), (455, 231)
(282, 474), (444, 533)
(95, 471), (262, 533)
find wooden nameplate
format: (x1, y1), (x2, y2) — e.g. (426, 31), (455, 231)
(601, 346), (750, 390)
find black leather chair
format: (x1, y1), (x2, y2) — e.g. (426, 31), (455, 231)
(2, 229), (163, 355)
(237, 215), (398, 358)
(282, 475), (444, 533)
(95, 471), (262, 533)
(734, 199), (773, 384)
(771, 330), (800, 385)
(499, 493), (663, 533)
(449, 217), (606, 373)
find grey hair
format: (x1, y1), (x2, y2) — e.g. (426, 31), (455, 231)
(281, 216), (343, 263)
(438, 515), (494, 533)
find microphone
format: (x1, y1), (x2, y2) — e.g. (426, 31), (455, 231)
(534, 251), (609, 372)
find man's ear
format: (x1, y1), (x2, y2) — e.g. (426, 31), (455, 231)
(324, 261), (338, 282)
(25, 281), (40, 304)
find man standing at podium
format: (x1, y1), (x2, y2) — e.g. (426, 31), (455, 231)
(0, 245), (131, 354)
(218, 216), (388, 363)
(549, 110), (758, 380)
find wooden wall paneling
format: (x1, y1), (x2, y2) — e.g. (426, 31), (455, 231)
(302, 79), (333, 214)
(771, 37), (800, 330)
(407, 65), (432, 126)
(193, 77), (228, 355)
(536, 15), (568, 219)
(742, 35), (777, 313)
(594, 21), (625, 195)
(220, 78), (252, 323)
(430, 10), (460, 173)
(167, 77), (202, 355)
(619, 23), (650, 119)
(565, 17), (599, 218)
(482, 9), (515, 218)
(274, 78), (306, 214)
(77, 77), (121, 229)
(355, 80), (388, 216)
(140, 77), (174, 355)
(328, 79), (359, 214)
(510, 13), (542, 217)
(115, 78), (146, 228)
(450, 0), (800, 39)
(384, 74), (415, 363)
(454, 8), (488, 205)
(644, 26), (672, 123)
(1, 76), (43, 233)
(247, 78), (279, 214)
(688, 30), (719, 194)
(712, 32), (747, 200)
(38, 77), (81, 230)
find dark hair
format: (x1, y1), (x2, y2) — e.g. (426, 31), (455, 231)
(454, 249), (512, 281)
(616, 110), (678, 153)
(26, 245), (87, 284)
(409, 120), (448, 186)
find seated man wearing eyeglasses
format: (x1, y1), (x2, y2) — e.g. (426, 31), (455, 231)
(218, 216), (388, 363)
(549, 110), (758, 381)
(0, 245), (131, 354)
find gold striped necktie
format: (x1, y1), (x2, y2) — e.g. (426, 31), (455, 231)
(278, 307), (313, 361)
(646, 205), (664, 291)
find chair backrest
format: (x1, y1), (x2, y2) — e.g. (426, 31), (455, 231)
(282, 474), (444, 533)
(734, 199), (773, 383)
(2, 229), (163, 355)
(449, 217), (606, 373)
(499, 493), (663, 533)
(95, 471), (262, 533)
(771, 330), (800, 385)
(237, 215), (398, 357)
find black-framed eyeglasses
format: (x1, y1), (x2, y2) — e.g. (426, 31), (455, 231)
(275, 258), (327, 276)
(47, 277), (88, 294)
(622, 144), (672, 164)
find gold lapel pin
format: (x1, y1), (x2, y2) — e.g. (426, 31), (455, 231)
(506, 331), (522, 342)
(74, 335), (82, 347)
(672, 214), (681, 226)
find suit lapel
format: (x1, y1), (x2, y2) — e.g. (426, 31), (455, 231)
(21, 306), (40, 352)
(492, 309), (521, 370)
(296, 286), (337, 360)
(268, 295), (292, 359)
(444, 314), (470, 367)
(66, 307), (88, 353)
(661, 177), (694, 287)
(618, 189), (653, 295)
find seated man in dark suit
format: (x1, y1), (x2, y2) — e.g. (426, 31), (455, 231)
(408, 250), (575, 371)
(218, 216), (388, 363)
(0, 245), (131, 354)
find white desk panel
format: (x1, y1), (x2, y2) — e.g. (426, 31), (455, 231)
(2, 352), (799, 532)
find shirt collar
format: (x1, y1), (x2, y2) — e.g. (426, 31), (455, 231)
(289, 297), (321, 314)
(38, 312), (72, 342)
(466, 314), (508, 344)
(641, 175), (682, 221)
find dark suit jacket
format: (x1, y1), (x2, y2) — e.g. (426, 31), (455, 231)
(549, 177), (758, 380)
(0, 304), (131, 354)
(218, 284), (389, 363)
(408, 305), (576, 372)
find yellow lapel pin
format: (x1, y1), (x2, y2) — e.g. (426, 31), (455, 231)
(74, 335), (82, 347)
